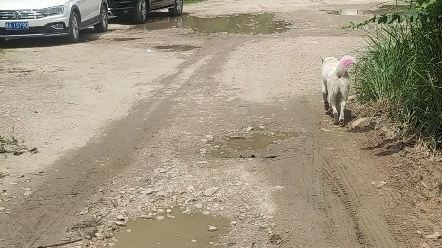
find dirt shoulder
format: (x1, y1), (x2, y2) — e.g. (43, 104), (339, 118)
(347, 102), (442, 248)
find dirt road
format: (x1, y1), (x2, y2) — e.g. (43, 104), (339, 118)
(1, 0), (441, 247)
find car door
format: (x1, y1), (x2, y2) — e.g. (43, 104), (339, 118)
(89, 0), (103, 20)
(74, 0), (92, 24)
(163, 0), (175, 7)
(151, 0), (164, 9)
(77, 0), (98, 24)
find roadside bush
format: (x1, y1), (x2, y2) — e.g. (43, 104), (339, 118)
(351, 0), (442, 148)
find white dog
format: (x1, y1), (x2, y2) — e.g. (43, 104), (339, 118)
(321, 55), (357, 126)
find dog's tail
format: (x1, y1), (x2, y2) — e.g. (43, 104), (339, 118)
(335, 55), (356, 77)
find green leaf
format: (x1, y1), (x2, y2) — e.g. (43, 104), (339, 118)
(419, 0), (437, 10)
(378, 15), (388, 24)
(342, 21), (356, 29)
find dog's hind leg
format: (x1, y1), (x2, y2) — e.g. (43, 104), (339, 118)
(339, 101), (346, 126)
(322, 80), (330, 114)
(331, 102), (339, 125)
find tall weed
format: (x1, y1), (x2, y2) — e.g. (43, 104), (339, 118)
(354, 4), (442, 147)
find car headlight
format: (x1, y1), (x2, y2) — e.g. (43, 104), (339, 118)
(40, 5), (66, 16)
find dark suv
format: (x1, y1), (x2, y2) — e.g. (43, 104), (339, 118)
(109, 0), (183, 24)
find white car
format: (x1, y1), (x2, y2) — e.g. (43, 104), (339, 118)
(0, 0), (109, 43)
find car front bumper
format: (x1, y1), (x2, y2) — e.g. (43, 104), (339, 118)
(0, 13), (70, 38)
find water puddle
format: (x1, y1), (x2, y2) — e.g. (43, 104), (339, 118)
(133, 13), (291, 35)
(154, 44), (200, 51)
(325, 9), (362, 16)
(323, 3), (408, 16)
(109, 37), (142, 42)
(209, 131), (298, 158)
(85, 37), (141, 42)
(112, 207), (229, 248)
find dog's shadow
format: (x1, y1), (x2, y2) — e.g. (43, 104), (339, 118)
(361, 138), (414, 157)
(326, 109), (356, 126)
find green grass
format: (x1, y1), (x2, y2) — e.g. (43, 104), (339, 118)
(354, 19), (442, 148)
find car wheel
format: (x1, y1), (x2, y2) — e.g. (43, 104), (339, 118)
(169, 0), (183, 17)
(131, 0), (147, 24)
(65, 11), (80, 43)
(94, 3), (109, 33)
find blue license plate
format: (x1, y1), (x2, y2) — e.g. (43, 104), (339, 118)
(5, 22), (29, 30)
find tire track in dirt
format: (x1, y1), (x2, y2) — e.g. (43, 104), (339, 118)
(413, 221), (442, 248)
(321, 163), (372, 246)
(383, 214), (413, 247)
(356, 131), (442, 248)
(310, 111), (372, 247)
(268, 97), (359, 248)
(307, 106), (325, 210)
(0, 38), (247, 248)
(382, 171), (434, 247)
(316, 122), (413, 248)
(374, 154), (441, 248)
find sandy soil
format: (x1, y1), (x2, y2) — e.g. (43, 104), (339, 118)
(0, 0), (441, 247)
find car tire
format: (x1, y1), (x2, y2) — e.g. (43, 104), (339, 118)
(169, 0), (183, 17)
(65, 11), (80, 43)
(131, 0), (148, 24)
(94, 3), (109, 33)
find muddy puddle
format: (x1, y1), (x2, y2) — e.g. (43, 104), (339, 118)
(154, 44), (200, 51)
(209, 131), (298, 158)
(84, 37), (141, 42)
(323, 3), (408, 16)
(133, 13), (291, 35)
(113, 207), (229, 248)
(109, 37), (142, 42)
